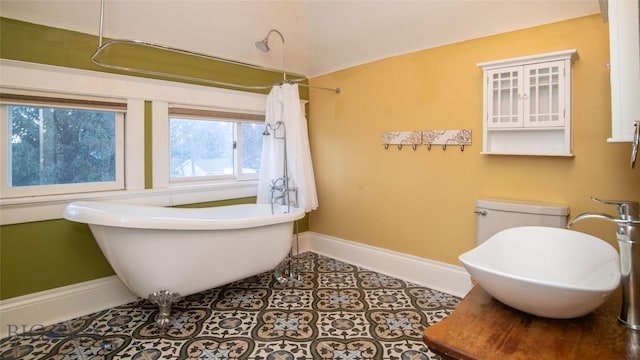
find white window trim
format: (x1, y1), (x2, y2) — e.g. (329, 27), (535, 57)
(152, 100), (170, 189)
(0, 59), (268, 225)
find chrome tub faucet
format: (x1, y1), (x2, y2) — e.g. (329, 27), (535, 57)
(567, 197), (640, 330)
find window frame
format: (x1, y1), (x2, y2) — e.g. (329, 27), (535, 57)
(0, 59), (269, 225)
(0, 100), (126, 198)
(167, 112), (264, 184)
(153, 102), (266, 189)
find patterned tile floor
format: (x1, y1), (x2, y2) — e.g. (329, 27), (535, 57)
(0, 252), (460, 359)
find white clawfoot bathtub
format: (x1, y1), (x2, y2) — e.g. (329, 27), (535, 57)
(63, 201), (305, 328)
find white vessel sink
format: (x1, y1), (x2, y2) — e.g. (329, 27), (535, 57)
(459, 226), (620, 319)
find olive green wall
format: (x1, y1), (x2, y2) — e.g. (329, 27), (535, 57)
(0, 17), (289, 95)
(0, 220), (113, 299)
(0, 197), (260, 299)
(0, 17), (308, 300)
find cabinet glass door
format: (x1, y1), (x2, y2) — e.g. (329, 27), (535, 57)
(524, 61), (565, 127)
(487, 66), (522, 128)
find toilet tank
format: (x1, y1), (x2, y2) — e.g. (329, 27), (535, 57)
(475, 199), (569, 245)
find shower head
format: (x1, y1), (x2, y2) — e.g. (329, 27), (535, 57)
(255, 38), (270, 53)
(262, 124), (271, 136)
(255, 29), (283, 53)
(255, 29), (287, 81)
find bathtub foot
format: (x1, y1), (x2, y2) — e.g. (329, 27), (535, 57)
(274, 251), (302, 286)
(148, 290), (182, 331)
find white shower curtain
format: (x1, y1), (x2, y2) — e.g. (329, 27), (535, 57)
(257, 83), (318, 212)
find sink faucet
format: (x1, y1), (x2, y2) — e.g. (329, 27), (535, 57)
(567, 196), (640, 330)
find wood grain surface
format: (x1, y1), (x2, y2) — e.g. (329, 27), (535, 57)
(423, 286), (639, 359)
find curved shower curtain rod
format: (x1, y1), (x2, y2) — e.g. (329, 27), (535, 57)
(91, 0), (340, 94)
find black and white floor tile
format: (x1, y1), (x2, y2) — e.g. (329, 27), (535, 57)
(0, 252), (460, 359)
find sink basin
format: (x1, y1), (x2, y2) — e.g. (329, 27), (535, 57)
(459, 226), (620, 319)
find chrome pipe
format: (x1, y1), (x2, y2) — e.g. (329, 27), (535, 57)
(259, 29), (287, 81)
(619, 235), (640, 329)
(98, 0), (105, 47)
(90, 39), (308, 90)
(264, 121), (292, 214)
(91, 3), (340, 93)
(90, 41), (340, 93)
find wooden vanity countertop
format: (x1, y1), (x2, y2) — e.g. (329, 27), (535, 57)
(423, 286), (639, 360)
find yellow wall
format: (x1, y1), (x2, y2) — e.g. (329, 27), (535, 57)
(308, 15), (640, 265)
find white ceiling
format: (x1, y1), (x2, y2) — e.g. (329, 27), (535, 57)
(0, 0), (601, 78)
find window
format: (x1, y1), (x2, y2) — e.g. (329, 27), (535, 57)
(0, 60), (268, 224)
(1, 94), (125, 198)
(168, 107), (264, 183)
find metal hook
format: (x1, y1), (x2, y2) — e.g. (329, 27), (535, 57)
(384, 144), (389, 150)
(427, 144), (432, 151)
(442, 144), (447, 151)
(398, 144), (403, 150)
(412, 144), (418, 151)
(460, 145), (465, 152)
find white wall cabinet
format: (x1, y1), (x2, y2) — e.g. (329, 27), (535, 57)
(478, 50), (578, 156)
(607, 0), (640, 143)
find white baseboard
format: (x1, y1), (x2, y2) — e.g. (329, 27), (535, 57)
(0, 276), (137, 339)
(297, 231), (473, 298)
(1, 231), (471, 339)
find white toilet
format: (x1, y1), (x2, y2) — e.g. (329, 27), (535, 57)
(475, 199), (569, 245)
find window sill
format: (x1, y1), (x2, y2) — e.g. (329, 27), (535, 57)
(0, 180), (258, 225)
